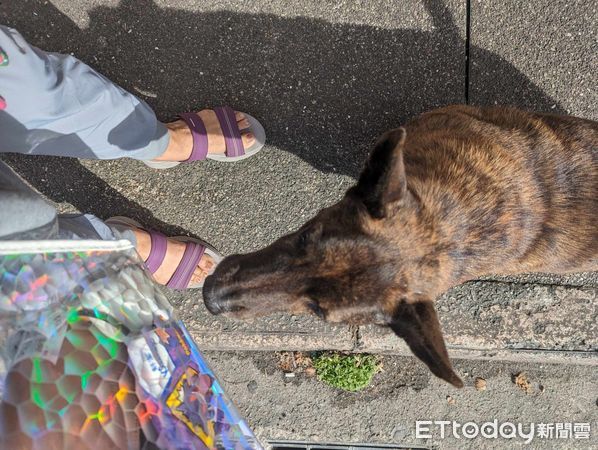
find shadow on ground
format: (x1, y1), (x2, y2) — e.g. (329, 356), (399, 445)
(0, 0), (563, 231)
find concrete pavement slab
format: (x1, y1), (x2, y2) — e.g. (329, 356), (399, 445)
(469, 0), (597, 120)
(2, 0), (466, 181)
(206, 351), (598, 448)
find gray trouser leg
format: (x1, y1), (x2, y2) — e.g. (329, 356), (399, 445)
(57, 214), (137, 246)
(0, 25), (169, 160)
(0, 161), (57, 239)
(0, 161), (137, 244)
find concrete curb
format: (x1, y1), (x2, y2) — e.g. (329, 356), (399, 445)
(176, 279), (597, 366)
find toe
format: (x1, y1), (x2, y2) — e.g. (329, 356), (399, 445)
(189, 253), (217, 286)
(235, 111), (246, 121)
(190, 267), (209, 286)
(198, 254), (216, 273)
(241, 132), (255, 149)
(237, 118), (250, 129)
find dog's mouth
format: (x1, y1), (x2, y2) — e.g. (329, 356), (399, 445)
(202, 273), (272, 318)
(203, 263), (308, 318)
(202, 283), (245, 316)
(204, 298), (246, 316)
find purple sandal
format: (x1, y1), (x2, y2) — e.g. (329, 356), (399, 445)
(106, 216), (223, 289)
(144, 106), (266, 169)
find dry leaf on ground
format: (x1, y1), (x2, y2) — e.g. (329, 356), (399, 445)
(277, 352), (313, 374)
(474, 377), (487, 391)
(512, 372), (532, 394)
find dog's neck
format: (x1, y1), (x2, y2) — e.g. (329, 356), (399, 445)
(403, 176), (541, 288)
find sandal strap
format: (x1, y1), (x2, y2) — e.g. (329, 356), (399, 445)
(145, 230), (168, 273)
(214, 106), (245, 157)
(166, 241), (206, 289)
(179, 112), (209, 161)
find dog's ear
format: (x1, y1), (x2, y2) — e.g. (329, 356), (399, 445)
(389, 297), (463, 387)
(352, 127), (408, 219)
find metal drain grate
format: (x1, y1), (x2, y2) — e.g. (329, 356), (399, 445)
(269, 441), (425, 450)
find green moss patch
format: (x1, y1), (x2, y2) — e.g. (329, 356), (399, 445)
(312, 353), (380, 392)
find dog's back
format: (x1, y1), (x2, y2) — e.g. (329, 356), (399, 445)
(402, 105), (597, 278)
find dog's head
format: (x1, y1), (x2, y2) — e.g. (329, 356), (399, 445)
(203, 128), (463, 387)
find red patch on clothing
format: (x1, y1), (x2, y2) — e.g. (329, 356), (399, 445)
(0, 49), (8, 66)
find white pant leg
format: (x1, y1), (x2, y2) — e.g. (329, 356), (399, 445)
(0, 25), (169, 160)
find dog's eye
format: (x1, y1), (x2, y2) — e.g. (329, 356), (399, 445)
(298, 229), (311, 248)
(298, 224), (323, 248)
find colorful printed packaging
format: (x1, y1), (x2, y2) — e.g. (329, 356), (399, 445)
(0, 239), (262, 449)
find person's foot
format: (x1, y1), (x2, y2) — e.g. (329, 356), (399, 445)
(131, 226), (216, 287)
(155, 110), (256, 162)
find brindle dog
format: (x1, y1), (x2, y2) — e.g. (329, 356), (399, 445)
(203, 105), (598, 387)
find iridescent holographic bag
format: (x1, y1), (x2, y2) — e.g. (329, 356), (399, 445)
(0, 239), (261, 449)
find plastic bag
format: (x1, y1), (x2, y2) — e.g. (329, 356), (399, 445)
(0, 239), (261, 449)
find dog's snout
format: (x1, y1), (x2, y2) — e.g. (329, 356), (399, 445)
(202, 249), (290, 317)
(203, 251), (250, 290)
(203, 256), (246, 315)
(202, 273), (225, 315)
(203, 285), (245, 315)
(203, 292), (224, 315)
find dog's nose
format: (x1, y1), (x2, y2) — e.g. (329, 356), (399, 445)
(203, 274), (224, 315)
(204, 294), (223, 315)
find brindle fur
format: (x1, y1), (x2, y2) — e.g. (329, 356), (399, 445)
(203, 105), (598, 387)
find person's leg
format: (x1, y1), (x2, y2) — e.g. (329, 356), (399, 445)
(56, 214), (137, 244)
(0, 160), (133, 242)
(0, 161), (57, 240)
(0, 163), (213, 287)
(0, 26), (258, 162)
(0, 25), (168, 160)
(0, 26), (241, 286)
